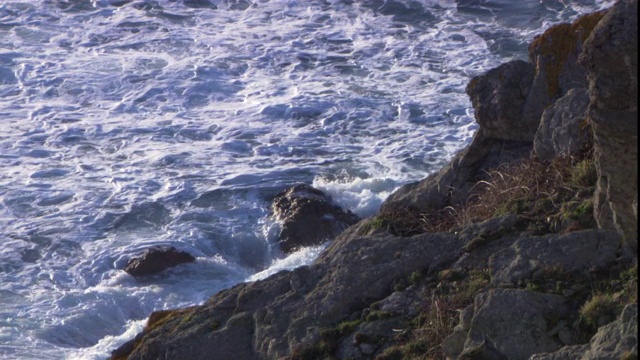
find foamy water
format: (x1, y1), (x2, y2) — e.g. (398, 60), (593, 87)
(0, 1), (613, 358)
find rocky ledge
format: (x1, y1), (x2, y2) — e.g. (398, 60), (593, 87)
(111, 1), (637, 359)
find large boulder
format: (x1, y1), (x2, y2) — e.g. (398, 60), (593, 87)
(466, 60), (535, 142)
(580, 0), (638, 251)
(124, 246), (195, 277)
(272, 184), (360, 253)
(534, 88), (591, 161)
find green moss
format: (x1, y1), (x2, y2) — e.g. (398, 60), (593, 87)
(570, 158), (598, 188)
(493, 199), (527, 217)
(366, 311), (394, 322)
(358, 216), (391, 235)
(579, 293), (622, 329)
(291, 319), (362, 360)
(560, 199), (596, 230)
(375, 347), (404, 360)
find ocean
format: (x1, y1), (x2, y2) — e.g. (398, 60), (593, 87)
(0, 0), (614, 358)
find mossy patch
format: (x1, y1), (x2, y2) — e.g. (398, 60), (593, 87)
(290, 319), (363, 360)
(579, 293), (622, 330)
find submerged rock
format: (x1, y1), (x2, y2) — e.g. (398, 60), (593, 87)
(272, 184), (360, 253)
(124, 246), (195, 277)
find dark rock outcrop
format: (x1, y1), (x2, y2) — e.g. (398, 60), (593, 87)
(382, 9), (608, 215)
(113, 229), (465, 359)
(523, 10), (605, 128)
(534, 88), (591, 161)
(124, 246), (195, 277)
(466, 60), (536, 142)
(272, 184), (360, 253)
(580, 0), (638, 251)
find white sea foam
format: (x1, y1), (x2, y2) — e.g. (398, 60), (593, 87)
(0, 0), (615, 358)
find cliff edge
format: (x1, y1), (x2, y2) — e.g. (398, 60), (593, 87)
(111, 1), (637, 359)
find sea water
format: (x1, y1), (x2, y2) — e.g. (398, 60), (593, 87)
(0, 1), (613, 358)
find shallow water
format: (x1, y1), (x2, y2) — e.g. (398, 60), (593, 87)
(0, 0), (613, 358)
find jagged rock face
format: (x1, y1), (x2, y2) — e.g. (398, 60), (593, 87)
(124, 246), (195, 277)
(466, 60), (535, 142)
(534, 88), (591, 161)
(112, 229), (465, 360)
(530, 304), (638, 360)
(523, 10), (605, 130)
(580, 0), (638, 251)
(272, 184), (360, 253)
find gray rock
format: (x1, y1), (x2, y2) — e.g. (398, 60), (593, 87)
(523, 10), (604, 132)
(373, 287), (423, 319)
(458, 289), (571, 360)
(124, 246), (195, 277)
(272, 184), (360, 253)
(490, 229), (621, 286)
(530, 304), (637, 360)
(466, 60), (536, 142)
(580, 0), (638, 251)
(116, 228), (465, 359)
(443, 304), (475, 359)
(534, 88), (591, 161)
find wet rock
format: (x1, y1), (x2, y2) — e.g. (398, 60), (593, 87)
(580, 0), (638, 251)
(490, 229), (621, 286)
(531, 304), (637, 360)
(272, 184), (360, 253)
(124, 246), (195, 277)
(457, 289), (571, 360)
(534, 88), (591, 161)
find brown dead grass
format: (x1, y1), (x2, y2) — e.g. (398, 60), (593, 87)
(374, 151), (597, 237)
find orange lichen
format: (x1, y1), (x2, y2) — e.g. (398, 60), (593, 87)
(529, 10), (606, 97)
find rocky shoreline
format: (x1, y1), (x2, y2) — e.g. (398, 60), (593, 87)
(111, 1), (637, 359)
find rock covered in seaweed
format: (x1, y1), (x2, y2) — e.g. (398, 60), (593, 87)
(271, 184), (360, 253)
(124, 246), (195, 277)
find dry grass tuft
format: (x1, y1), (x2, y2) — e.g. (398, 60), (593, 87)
(375, 152), (597, 237)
